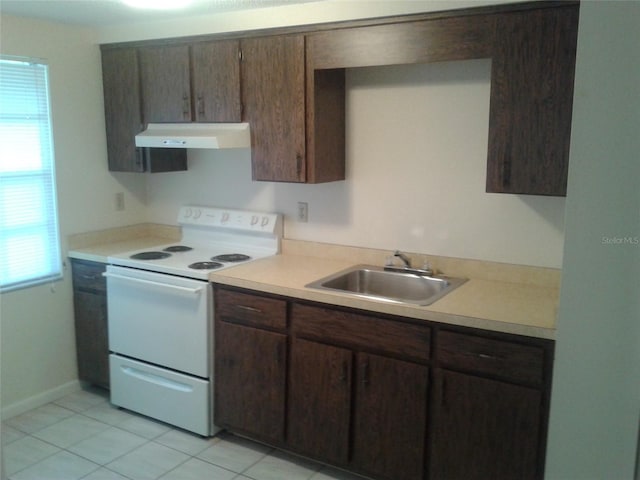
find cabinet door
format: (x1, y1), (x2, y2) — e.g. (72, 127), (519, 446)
(214, 321), (286, 443)
(101, 47), (144, 172)
(288, 338), (352, 465)
(139, 44), (191, 123)
(71, 261), (109, 388)
(487, 5), (579, 196)
(430, 369), (543, 480)
(241, 35), (306, 182)
(73, 291), (109, 388)
(353, 353), (428, 480)
(192, 40), (241, 122)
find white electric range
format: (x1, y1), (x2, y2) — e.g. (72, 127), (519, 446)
(104, 206), (282, 436)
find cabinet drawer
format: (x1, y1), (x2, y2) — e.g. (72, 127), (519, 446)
(437, 331), (545, 385)
(216, 288), (287, 331)
(71, 260), (106, 292)
(291, 303), (430, 362)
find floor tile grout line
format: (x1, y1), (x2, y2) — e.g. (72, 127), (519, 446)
(5, 390), (355, 480)
(3, 404), (77, 435)
(4, 433), (63, 479)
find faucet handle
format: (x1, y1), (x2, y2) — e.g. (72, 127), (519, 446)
(422, 260), (434, 276)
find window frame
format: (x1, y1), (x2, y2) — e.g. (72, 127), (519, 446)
(0, 55), (62, 293)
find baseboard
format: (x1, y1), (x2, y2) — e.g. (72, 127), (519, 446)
(1, 380), (82, 420)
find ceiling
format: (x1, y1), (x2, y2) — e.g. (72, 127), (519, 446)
(0, 0), (321, 27)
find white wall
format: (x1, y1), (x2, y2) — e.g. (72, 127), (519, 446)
(146, 59), (565, 267)
(545, 2), (640, 478)
(0, 15), (147, 412)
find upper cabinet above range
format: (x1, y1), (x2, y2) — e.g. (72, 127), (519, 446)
(191, 40), (242, 123)
(139, 44), (192, 123)
(138, 41), (241, 124)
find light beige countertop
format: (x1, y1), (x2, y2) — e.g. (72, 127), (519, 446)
(67, 227), (559, 340)
(67, 224), (180, 263)
(209, 239), (560, 340)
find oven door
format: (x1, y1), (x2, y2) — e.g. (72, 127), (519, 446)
(105, 265), (210, 378)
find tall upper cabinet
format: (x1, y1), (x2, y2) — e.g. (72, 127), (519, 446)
(101, 47), (144, 172)
(241, 35), (306, 182)
(240, 35), (345, 183)
(487, 4), (579, 195)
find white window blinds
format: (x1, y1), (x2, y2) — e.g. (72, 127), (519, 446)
(0, 56), (62, 292)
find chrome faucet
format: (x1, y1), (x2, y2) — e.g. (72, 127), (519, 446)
(393, 250), (412, 268)
(385, 250), (434, 277)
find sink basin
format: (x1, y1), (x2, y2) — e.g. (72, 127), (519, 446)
(306, 265), (467, 306)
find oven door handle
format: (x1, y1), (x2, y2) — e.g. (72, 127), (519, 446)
(103, 272), (203, 294)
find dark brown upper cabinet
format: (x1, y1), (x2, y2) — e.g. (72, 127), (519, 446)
(101, 47), (144, 172)
(487, 4), (579, 196)
(241, 34), (345, 183)
(191, 40), (241, 122)
(241, 35), (306, 182)
(306, 15), (493, 69)
(101, 47), (186, 172)
(307, 3), (579, 195)
(100, 2), (578, 188)
(138, 41), (241, 124)
(139, 44), (192, 123)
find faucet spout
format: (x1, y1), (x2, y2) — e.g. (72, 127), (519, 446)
(393, 250), (412, 268)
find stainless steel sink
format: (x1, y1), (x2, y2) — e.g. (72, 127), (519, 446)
(306, 265), (466, 306)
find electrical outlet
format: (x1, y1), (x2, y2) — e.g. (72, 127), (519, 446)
(297, 202), (308, 222)
(115, 192), (125, 211)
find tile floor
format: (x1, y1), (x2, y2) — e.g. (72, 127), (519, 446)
(2, 387), (366, 480)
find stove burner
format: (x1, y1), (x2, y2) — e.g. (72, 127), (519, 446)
(188, 261), (224, 270)
(130, 251), (172, 260)
(212, 253), (251, 263)
(163, 245), (193, 252)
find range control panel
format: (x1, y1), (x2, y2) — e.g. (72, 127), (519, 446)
(178, 206), (281, 234)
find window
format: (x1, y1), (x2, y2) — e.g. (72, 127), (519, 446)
(0, 56), (61, 292)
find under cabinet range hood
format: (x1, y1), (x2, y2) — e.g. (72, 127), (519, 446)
(135, 123), (250, 149)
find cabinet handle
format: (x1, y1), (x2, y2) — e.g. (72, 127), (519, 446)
(361, 360), (370, 387)
(182, 94), (190, 118)
(236, 305), (262, 314)
(502, 157), (511, 188)
(276, 341), (284, 367)
(339, 360), (348, 383)
(197, 94), (205, 116)
(296, 153), (303, 177)
(135, 148), (144, 172)
(441, 374), (448, 409)
(476, 352), (504, 361)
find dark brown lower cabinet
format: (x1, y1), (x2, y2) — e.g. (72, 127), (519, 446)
(288, 338), (352, 465)
(71, 259), (109, 389)
(429, 369), (543, 480)
(288, 338), (428, 480)
(213, 286), (553, 480)
(352, 353), (428, 480)
(214, 321), (287, 444)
